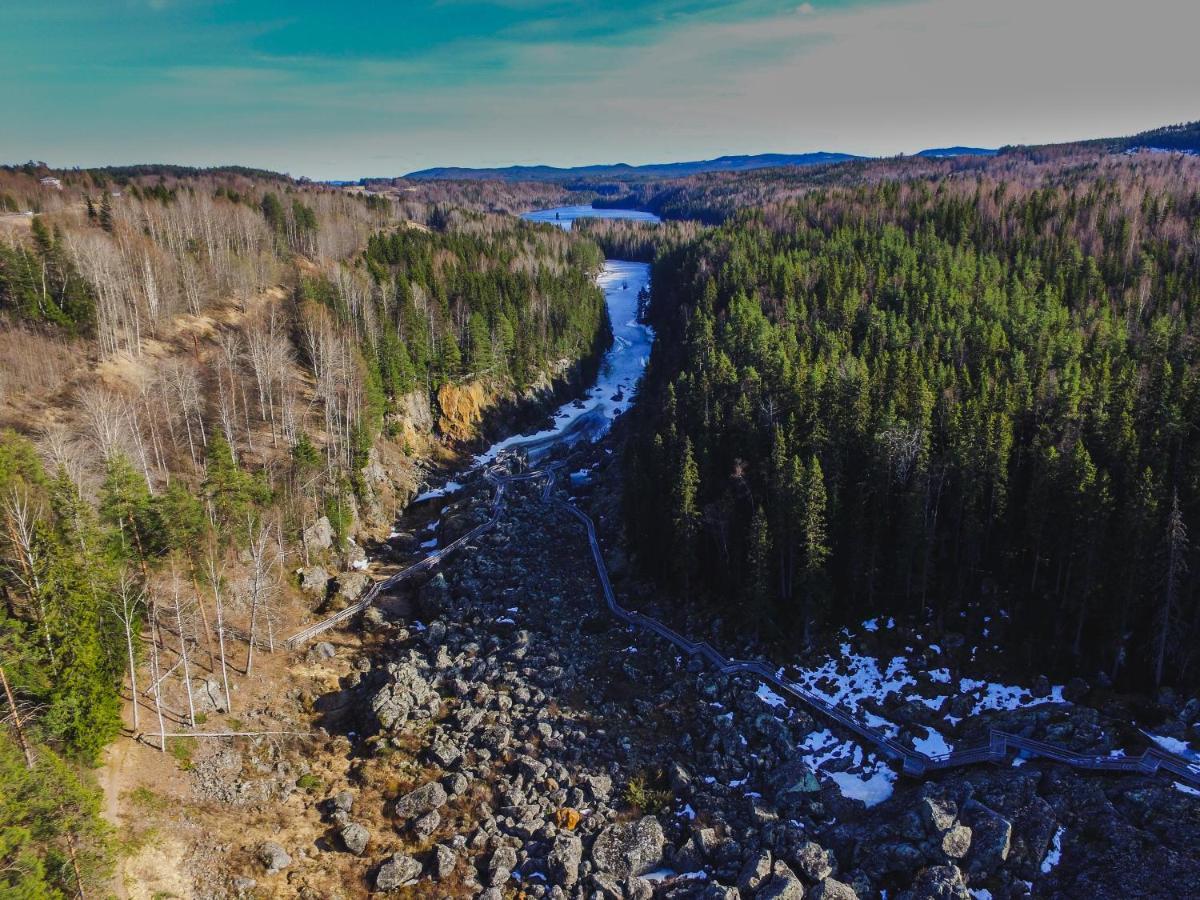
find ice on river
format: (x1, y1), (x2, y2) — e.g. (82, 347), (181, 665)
(475, 259), (653, 463)
(522, 204), (661, 231)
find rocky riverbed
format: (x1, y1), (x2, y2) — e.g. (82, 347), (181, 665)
(210, 444), (1200, 899)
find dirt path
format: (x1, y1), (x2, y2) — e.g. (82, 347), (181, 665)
(99, 738), (135, 899)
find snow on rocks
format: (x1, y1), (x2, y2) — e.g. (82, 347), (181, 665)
(1040, 825), (1065, 873)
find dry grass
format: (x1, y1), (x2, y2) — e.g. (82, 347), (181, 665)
(0, 320), (85, 424)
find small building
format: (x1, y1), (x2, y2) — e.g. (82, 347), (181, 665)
(39, 176), (62, 189)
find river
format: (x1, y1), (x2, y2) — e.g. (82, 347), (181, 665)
(474, 206), (660, 461)
(407, 204), (659, 499)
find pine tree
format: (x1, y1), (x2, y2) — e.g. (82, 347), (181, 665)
(672, 439), (701, 598)
(745, 505), (772, 629)
(799, 455), (830, 646)
(98, 193), (113, 233)
(1156, 490), (1189, 686)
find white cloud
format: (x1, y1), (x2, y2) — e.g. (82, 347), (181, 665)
(12, 0), (1200, 178)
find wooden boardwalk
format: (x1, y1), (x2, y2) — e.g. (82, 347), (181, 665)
(286, 458), (1200, 791)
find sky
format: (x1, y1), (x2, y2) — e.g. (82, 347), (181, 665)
(2, 0), (1199, 180)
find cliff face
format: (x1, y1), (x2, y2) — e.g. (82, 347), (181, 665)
(354, 353), (600, 539)
(435, 381), (490, 443)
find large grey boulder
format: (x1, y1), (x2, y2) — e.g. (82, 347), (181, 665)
(790, 841), (835, 882)
(738, 848), (773, 892)
(297, 565), (330, 598)
(758, 861), (806, 900)
(256, 842), (291, 874)
(411, 809), (441, 842)
(810, 877), (859, 900)
(303, 516), (335, 554)
(393, 781), (448, 822)
(548, 832), (583, 886)
(919, 796), (958, 833)
(901, 865), (970, 900)
(333, 570), (372, 606)
(770, 758), (822, 804)
(376, 853), (423, 890)
(339, 822), (370, 855)
(431, 843), (457, 880)
(488, 845), (518, 886)
(191, 677), (229, 714)
(591, 816), (665, 878)
(962, 803), (1012, 875)
(940, 825), (972, 860)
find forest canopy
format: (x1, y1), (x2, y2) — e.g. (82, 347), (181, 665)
(624, 155), (1200, 690)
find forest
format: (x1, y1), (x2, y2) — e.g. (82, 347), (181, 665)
(623, 151), (1200, 691)
(0, 167), (609, 894)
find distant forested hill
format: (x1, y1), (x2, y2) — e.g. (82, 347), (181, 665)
(404, 152), (863, 182)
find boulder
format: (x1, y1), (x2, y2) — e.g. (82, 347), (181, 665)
(256, 842), (291, 874)
(901, 864), (970, 900)
(393, 781), (448, 822)
(591, 816), (665, 879)
(303, 517), (335, 554)
(333, 570), (372, 606)
(810, 878), (859, 900)
(758, 861), (806, 899)
(770, 759), (822, 804)
(432, 843), (457, 880)
(376, 853), (423, 890)
(306, 641), (336, 662)
(919, 796), (958, 834)
(412, 810), (441, 842)
(428, 740), (463, 769)
(548, 832), (583, 886)
(738, 848), (773, 892)
(340, 822), (370, 855)
(790, 841), (835, 882)
(940, 825), (972, 860)
(488, 845), (518, 886)
(963, 803), (1011, 875)
(190, 677), (230, 714)
(297, 565), (330, 598)
(444, 772), (469, 796)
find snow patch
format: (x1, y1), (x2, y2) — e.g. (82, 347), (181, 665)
(756, 684), (788, 708)
(413, 480), (463, 503)
(912, 726), (953, 757)
(1040, 826), (1065, 873)
(827, 769), (896, 807)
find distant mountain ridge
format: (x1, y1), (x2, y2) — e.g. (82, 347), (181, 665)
(915, 146), (997, 158)
(403, 152), (865, 182)
(367, 119), (1200, 185)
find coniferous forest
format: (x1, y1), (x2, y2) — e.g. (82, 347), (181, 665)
(624, 153), (1200, 690)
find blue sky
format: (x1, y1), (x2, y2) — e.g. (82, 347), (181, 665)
(2, 0), (1198, 180)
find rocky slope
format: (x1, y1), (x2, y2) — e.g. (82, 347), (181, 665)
(217, 439), (1200, 899)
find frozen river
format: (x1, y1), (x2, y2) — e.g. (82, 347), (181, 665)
(473, 205), (659, 461)
(521, 204), (660, 231)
